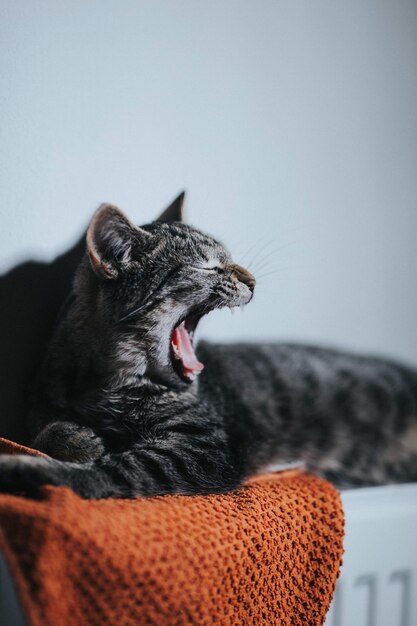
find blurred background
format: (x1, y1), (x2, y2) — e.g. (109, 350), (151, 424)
(0, 1), (416, 442)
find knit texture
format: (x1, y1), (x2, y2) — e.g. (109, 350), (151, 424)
(0, 438), (344, 626)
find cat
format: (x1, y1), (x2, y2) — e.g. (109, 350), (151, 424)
(0, 192), (416, 499)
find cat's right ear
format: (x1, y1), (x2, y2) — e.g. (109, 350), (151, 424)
(157, 191), (185, 223)
(86, 204), (148, 279)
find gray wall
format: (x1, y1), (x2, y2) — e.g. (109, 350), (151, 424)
(1, 0), (416, 364)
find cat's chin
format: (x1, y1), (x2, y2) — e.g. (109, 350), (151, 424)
(170, 313), (205, 383)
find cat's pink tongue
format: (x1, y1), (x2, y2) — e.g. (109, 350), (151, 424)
(172, 322), (204, 377)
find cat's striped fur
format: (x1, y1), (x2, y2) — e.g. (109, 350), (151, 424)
(0, 193), (416, 498)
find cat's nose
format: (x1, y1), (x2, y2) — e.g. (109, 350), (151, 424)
(231, 264), (256, 292)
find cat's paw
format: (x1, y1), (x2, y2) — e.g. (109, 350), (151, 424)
(33, 422), (105, 462)
(0, 455), (60, 496)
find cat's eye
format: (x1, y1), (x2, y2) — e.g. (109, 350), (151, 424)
(192, 265), (224, 274)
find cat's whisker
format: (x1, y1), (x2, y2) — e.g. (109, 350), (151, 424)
(254, 270), (287, 280)
(236, 234), (276, 266)
(249, 259), (276, 275)
(255, 265), (305, 281)
(249, 246), (288, 268)
(249, 256), (278, 274)
(142, 321), (158, 340)
(255, 277), (286, 287)
(248, 239), (301, 274)
(245, 237), (280, 271)
(119, 305), (146, 323)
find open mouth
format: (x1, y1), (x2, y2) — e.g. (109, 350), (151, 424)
(170, 314), (205, 383)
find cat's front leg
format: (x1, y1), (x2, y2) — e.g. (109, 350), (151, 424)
(0, 455), (58, 495)
(0, 433), (242, 499)
(0, 455), (114, 499)
(0, 430), (243, 499)
(32, 421), (105, 462)
(94, 432), (243, 498)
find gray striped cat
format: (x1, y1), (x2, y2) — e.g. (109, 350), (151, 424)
(0, 192), (416, 498)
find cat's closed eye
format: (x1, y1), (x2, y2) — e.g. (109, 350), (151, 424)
(192, 265), (224, 274)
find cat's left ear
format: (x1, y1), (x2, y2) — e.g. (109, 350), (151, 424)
(87, 204), (149, 279)
(157, 191), (185, 223)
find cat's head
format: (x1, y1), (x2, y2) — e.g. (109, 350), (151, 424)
(72, 193), (255, 388)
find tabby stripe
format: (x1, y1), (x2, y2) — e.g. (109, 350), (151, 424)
(138, 450), (175, 490)
(146, 447), (203, 488)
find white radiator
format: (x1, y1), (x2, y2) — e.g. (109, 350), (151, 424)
(325, 483), (417, 626)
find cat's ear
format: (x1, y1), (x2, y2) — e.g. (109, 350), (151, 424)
(87, 204), (148, 279)
(157, 191), (185, 223)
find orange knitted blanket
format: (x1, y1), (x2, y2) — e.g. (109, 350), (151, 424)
(0, 437), (344, 626)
